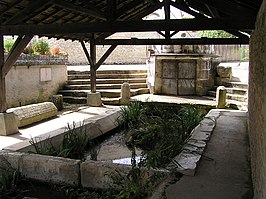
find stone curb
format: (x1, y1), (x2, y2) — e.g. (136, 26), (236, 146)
(172, 109), (221, 176)
(3, 108), (121, 152)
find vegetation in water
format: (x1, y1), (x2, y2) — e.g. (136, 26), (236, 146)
(0, 156), (26, 198)
(30, 122), (93, 160)
(118, 101), (205, 168)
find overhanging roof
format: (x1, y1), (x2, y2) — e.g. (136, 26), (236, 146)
(0, 0), (262, 44)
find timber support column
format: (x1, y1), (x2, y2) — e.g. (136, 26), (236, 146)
(90, 33), (97, 93)
(0, 34), (18, 135)
(0, 35), (6, 113)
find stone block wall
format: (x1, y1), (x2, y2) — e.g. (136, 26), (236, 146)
(249, 0), (266, 198)
(6, 55), (67, 108)
(43, 32), (160, 65)
(152, 54), (214, 96)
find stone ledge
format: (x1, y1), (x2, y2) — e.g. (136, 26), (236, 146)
(172, 109), (221, 176)
(0, 152), (80, 186)
(7, 102), (58, 127)
(3, 107), (121, 152)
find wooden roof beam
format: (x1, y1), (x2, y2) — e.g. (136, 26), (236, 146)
(53, 0), (106, 20)
(0, 17), (255, 35)
(94, 38), (249, 45)
(3, 35), (33, 76)
(4, 0), (53, 24)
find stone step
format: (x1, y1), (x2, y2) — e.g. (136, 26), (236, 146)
(60, 88), (150, 98)
(68, 69), (147, 75)
(211, 87), (247, 96)
(64, 83), (148, 90)
(207, 91), (248, 102)
(224, 82), (248, 90)
(68, 73), (147, 80)
(63, 96), (87, 104)
(67, 78), (147, 85)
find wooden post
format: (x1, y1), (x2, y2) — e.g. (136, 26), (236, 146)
(90, 33), (97, 93)
(0, 35), (6, 112)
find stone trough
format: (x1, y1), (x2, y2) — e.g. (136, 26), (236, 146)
(1, 105), (221, 192)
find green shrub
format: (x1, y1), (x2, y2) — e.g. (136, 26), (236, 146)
(199, 30), (236, 38)
(32, 39), (50, 54)
(4, 39), (15, 53)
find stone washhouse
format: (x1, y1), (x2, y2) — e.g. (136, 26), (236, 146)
(0, 0), (265, 198)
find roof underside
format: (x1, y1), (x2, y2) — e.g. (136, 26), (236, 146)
(0, 0), (262, 45)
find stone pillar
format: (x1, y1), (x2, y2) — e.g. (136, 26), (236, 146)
(216, 86), (227, 109)
(0, 112), (18, 136)
(51, 94), (63, 111)
(87, 92), (102, 107)
(120, 82), (130, 104)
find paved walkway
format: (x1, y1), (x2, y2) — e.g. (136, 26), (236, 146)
(165, 110), (252, 199)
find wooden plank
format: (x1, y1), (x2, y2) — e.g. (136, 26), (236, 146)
(0, 17), (256, 35)
(0, 35), (6, 112)
(3, 35), (33, 76)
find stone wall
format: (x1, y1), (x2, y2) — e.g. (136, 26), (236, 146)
(43, 32), (159, 65)
(43, 34), (247, 65)
(6, 56), (67, 108)
(249, 0), (266, 198)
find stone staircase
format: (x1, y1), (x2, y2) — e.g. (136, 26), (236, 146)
(59, 69), (149, 104)
(207, 81), (248, 103)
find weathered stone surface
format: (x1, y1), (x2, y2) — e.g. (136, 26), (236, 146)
(217, 66), (232, 78)
(0, 112), (18, 135)
(249, 1), (266, 198)
(0, 151), (22, 170)
(216, 86), (227, 108)
(172, 110), (220, 176)
(21, 154), (80, 186)
(87, 92), (102, 107)
(81, 161), (132, 189)
(7, 102), (58, 127)
(216, 77), (231, 86)
(51, 94), (63, 111)
(120, 82), (131, 104)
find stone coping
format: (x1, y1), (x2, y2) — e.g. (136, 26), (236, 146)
(170, 109), (221, 176)
(3, 107), (120, 152)
(10, 54), (68, 66)
(0, 108), (223, 192)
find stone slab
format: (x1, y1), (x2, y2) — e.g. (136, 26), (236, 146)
(7, 102), (58, 127)
(172, 110), (221, 176)
(0, 112), (19, 135)
(217, 66), (232, 78)
(20, 154), (80, 186)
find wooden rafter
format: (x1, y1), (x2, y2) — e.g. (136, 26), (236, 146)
(53, 0), (106, 20)
(3, 35), (33, 76)
(95, 45), (117, 70)
(4, 0), (53, 24)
